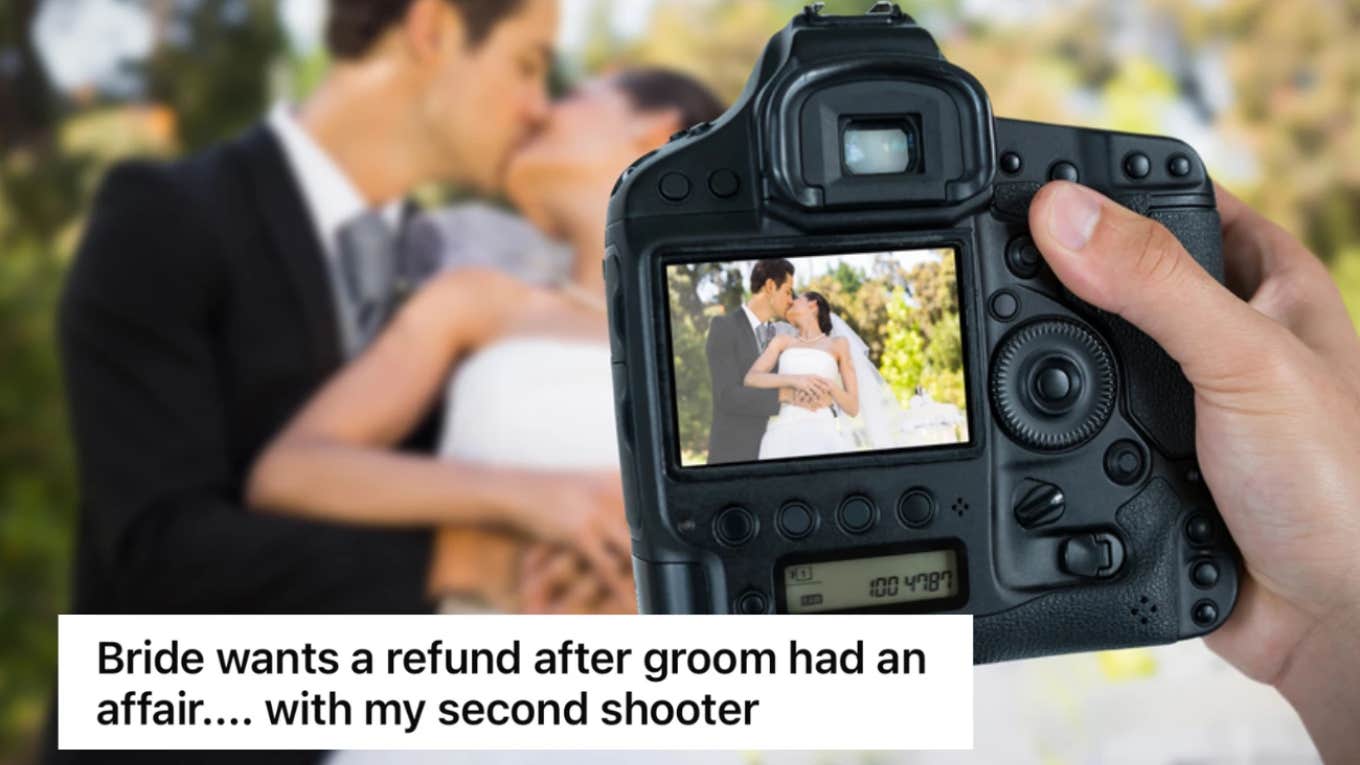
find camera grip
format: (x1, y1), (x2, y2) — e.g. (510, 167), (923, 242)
(1083, 206), (1223, 458)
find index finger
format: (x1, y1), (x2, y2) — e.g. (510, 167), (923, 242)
(1215, 183), (1359, 365)
(1216, 183), (1319, 297)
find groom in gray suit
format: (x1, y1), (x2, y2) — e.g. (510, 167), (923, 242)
(704, 258), (829, 464)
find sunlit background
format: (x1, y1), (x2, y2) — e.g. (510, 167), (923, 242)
(3, 0), (1356, 762)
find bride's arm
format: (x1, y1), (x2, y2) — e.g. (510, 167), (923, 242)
(831, 338), (860, 417)
(742, 336), (789, 388)
(246, 269), (603, 527)
(246, 267), (632, 591)
(246, 268), (532, 525)
(743, 336), (826, 395)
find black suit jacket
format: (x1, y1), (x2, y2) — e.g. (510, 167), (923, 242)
(46, 125), (436, 764)
(705, 309), (780, 464)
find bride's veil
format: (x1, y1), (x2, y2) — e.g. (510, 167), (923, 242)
(828, 313), (909, 450)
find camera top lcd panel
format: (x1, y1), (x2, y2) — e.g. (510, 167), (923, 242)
(603, 3), (1239, 664)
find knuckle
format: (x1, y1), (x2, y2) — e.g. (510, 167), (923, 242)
(1127, 222), (1188, 288)
(1253, 270), (1306, 318)
(1249, 334), (1307, 389)
(1254, 258), (1341, 324)
(1291, 256), (1343, 303)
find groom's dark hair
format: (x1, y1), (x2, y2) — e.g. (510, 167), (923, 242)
(326, 0), (527, 59)
(749, 258), (795, 295)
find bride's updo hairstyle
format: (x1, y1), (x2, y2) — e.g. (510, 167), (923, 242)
(802, 291), (835, 335)
(613, 68), (726, 134)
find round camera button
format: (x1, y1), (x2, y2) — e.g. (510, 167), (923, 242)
(1123, 152), (1151, 179)
(989, 290), (1020, 321)
(1192, 599), (1219, 627)
(1103, 439), (1147, 486)
(896, 489), (936, 529)
(1168, 154), (1193, 177)
(1192, 560), (1221, 589)
(1000, 151), (1023, 174)
(1005, 235), (1043, 279)
(1025, 355), (1084, 415)
(1049, 161), (1080, 182)
(714, 506), (755, 546)
(658, 172), (692, 202)
(1035, 366), (1072, 402)
(736, 590), (768, 615)
(777, 502), (815, 540)
(838, 496), (876, 534)
(1185, 514), (1214, 545)
(708, 169), (741, 198)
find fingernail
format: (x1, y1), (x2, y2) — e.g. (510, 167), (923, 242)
(1047, 183), (1103, 251)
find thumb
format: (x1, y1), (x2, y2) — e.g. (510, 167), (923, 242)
(1028, 181), (1279, 387)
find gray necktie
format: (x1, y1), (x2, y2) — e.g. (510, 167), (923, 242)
(756, 322), (775, 353)
(335, 210), (399, 358)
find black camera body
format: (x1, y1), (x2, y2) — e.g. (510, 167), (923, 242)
(604, 4), (1238, 663)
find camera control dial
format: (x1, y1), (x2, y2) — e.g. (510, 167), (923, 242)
(991, 319), (1116, 451)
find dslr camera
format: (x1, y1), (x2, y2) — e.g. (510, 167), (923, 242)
(604, 3), (1238, 662)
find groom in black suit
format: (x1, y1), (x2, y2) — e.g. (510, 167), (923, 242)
(705, 258), (829, 464)
(49, 1), (557, 763)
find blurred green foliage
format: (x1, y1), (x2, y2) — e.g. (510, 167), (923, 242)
(144, 0), (286, 152)
(0, 1), (283, 758)
(880, 258), (966, 411)
(0, 0), (1358, 759)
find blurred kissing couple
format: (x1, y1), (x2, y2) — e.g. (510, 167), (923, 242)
(58, 0), (728, 634)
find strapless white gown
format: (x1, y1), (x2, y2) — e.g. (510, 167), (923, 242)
(438, 337), (618, 469)
(433, 337), (618, 617)
(757, 347), (855, 460)
(328, 337), (618, 765)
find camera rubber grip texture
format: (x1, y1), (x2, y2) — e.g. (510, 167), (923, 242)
(1087, 207), (1224, 459)
(974, 478), (1186, 663)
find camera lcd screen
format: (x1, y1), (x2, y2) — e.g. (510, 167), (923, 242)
(666, 248), (969, 467)
(782, 548), (960, 613)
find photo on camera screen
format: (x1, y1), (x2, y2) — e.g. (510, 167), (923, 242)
(666, 248), (970, 467)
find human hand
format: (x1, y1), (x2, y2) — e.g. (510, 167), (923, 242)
(510, 470), (633, 602)
(790, 374), (833, 398)
(794, 384), (835, 411)
(426, 526), (523, 610)
(778, 387), (821, 409)
(518, 543), (637, 614)
(803, 388), (834, 411)
(1029, 180), (1360, 763)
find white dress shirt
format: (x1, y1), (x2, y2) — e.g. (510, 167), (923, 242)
(742, 303), (764, 335)
(265, 102), (400, 263)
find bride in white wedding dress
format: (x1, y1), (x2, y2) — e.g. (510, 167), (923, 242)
(245, 69), (726, 616)
(744, 291), (860, 460)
